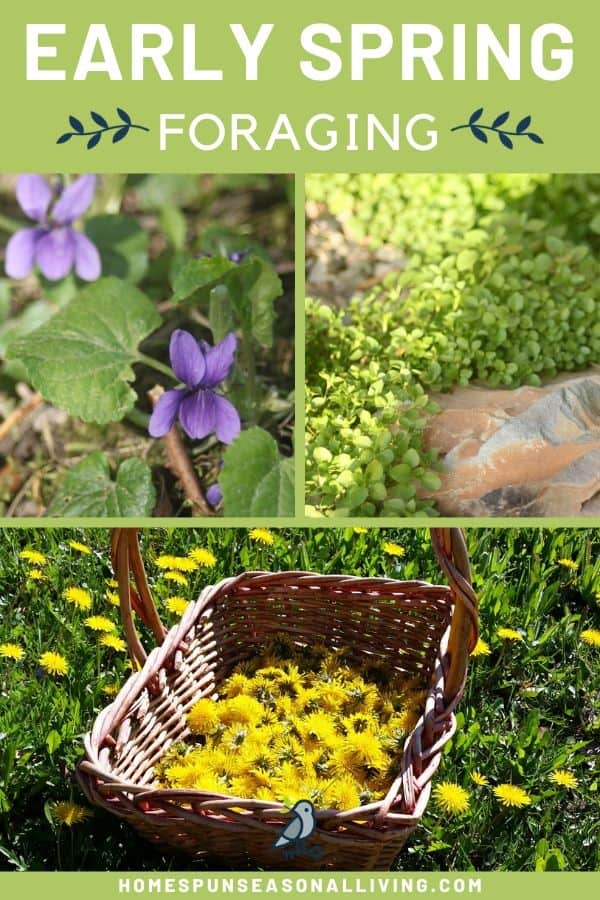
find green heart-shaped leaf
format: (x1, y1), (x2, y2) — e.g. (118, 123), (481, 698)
(6, 277), (161, 423)
(47, 451), (156, 517)
(220, 427), (294, 516)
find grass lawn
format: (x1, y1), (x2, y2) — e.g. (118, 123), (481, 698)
(0, 527), (598, 871)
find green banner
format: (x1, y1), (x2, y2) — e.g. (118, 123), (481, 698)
(0, 873), (598, 898)
(0, 0), (597, 171)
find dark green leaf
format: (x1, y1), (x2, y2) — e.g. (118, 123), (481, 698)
(47, 452), (156, 517)
(6, 278), (161, 423)
(85, 214), (149, 283)
(170, 256), (237, 302)
(209, 284), (236, 343)
(220, 427), (294, 516)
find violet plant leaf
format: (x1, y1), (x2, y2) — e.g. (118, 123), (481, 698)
(219, 426), (294, 516)
(6, 277), (161, 424)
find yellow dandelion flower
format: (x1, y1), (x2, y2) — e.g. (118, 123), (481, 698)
(52, 802), (92, 826)
(470, 771), (489, 787)
(19, 549), (47, 566)
(324, 776), (362, 810)
(580, 629), (600, 648)
(471, 637), (491, 657)
(296, 712), (337, 749)
(497, 627), (523, 642)
(165, 596), (190, 616)
(84, 615), (116, 633)
(383, 541), (405, 557)
(223, 673), (252, 698)
(549, 769), (578, 789)
(558, 558), (578, 571)
(155, 555), (198, 572)
(353, 527), (368, 534)
(218, 696), (264, 727)
(68, 540), (91, 554)
(433, 782), (471, 814)
(339, 731), (387, 771)
(493, 784), (531, 808)
(0, 642), (25, 661)
(106, 591), (120, 607)
(187, 698), (220, 735)
(28, 568), (46, 581)
(162, 571), (188, 585)
(102, 683), (121, 697)
(62, 586), (92, 610)
(39, 651), (69, 676)
(189, 548), (217, 567)
(99, 634), (126, 652)
(249, 528), (274, 545)
(106, 578), (118, 588)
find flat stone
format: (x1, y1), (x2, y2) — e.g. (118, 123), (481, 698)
(422, 372), (600, 516)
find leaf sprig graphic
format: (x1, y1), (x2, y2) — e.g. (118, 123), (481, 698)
(451, 108), (543, 149)
(56, 108), (150, 149)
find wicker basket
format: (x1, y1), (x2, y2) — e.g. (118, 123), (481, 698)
(78, 528), (477, 871)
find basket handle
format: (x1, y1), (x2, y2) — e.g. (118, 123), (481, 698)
(111, 528), (166, 667)
(430, 528), (478, 703)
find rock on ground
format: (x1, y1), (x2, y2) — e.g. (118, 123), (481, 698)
(423, 372), (600, 516)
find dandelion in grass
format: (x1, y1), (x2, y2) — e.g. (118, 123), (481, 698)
(99, 634), (126, 652)
(353, 527), (367, 534)
(102, 683), (121, 697)
(471, 637), (491, 657)
(558, 558), (578, 571)
(39, 651), (69, 676)
(51, 801), (92, 827)
(163, 571), (188, 586)
(106, 591), (120, 607)
(493, 784), (531, 808)
(106, 578), (118, 588)
(249, 528), (274, 546)
(497, 627), (523, 642)
(19, 548), (47, 566)
(27, 568), (46, 581)
(383, 542), (405, 557)
(155, 554), (198, 572)
(63, 586), (92, 610)
(433, 782), (471, 814)
(84, 615), (116, 633)
(189, 547), (217, 567)
(0, 642), (25, 661)
(470, 771), (489, 787)
(580, 628), (600, 648)
(549, 769), (578, 789)
(68, 540), (92, 554)
(165, 596), (190, 616)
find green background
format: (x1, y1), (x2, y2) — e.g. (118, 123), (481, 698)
(0, 0), (597, 171)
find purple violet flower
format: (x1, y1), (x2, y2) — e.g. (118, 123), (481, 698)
(5, 174), (101, 282)
(149, 329), (241, 444)
(205, 483), (223, 508)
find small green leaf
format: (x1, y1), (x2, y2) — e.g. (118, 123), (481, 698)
(7, 278), (161, 424)
(171, 256), (237, 302)
(159, 205), (187, 251)
(47, 452), (156, 517)
(220, 427), (294, 516)
(209, 284), (236, 343)
(46, 730), (61, 754)
(85, 214), (149, 283)
(456, 249), (478, 271)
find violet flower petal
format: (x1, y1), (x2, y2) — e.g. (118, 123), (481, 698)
(178, 389), (217, 440)
(16, 175), (53, 223)
(52, 174), (97, 225)
(169, 329), (206, 388)
(72, 230), (101, 281)
(4, 227), (45, 278)
(35, 227), (76, 281)
(205, 483), (222, 507)
(148, 388), (186, 437)
(200, 332), (237, 388)
(212, 394), (241, 444)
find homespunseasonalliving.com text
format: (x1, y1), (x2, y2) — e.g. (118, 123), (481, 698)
(118, 877), (483, 895)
